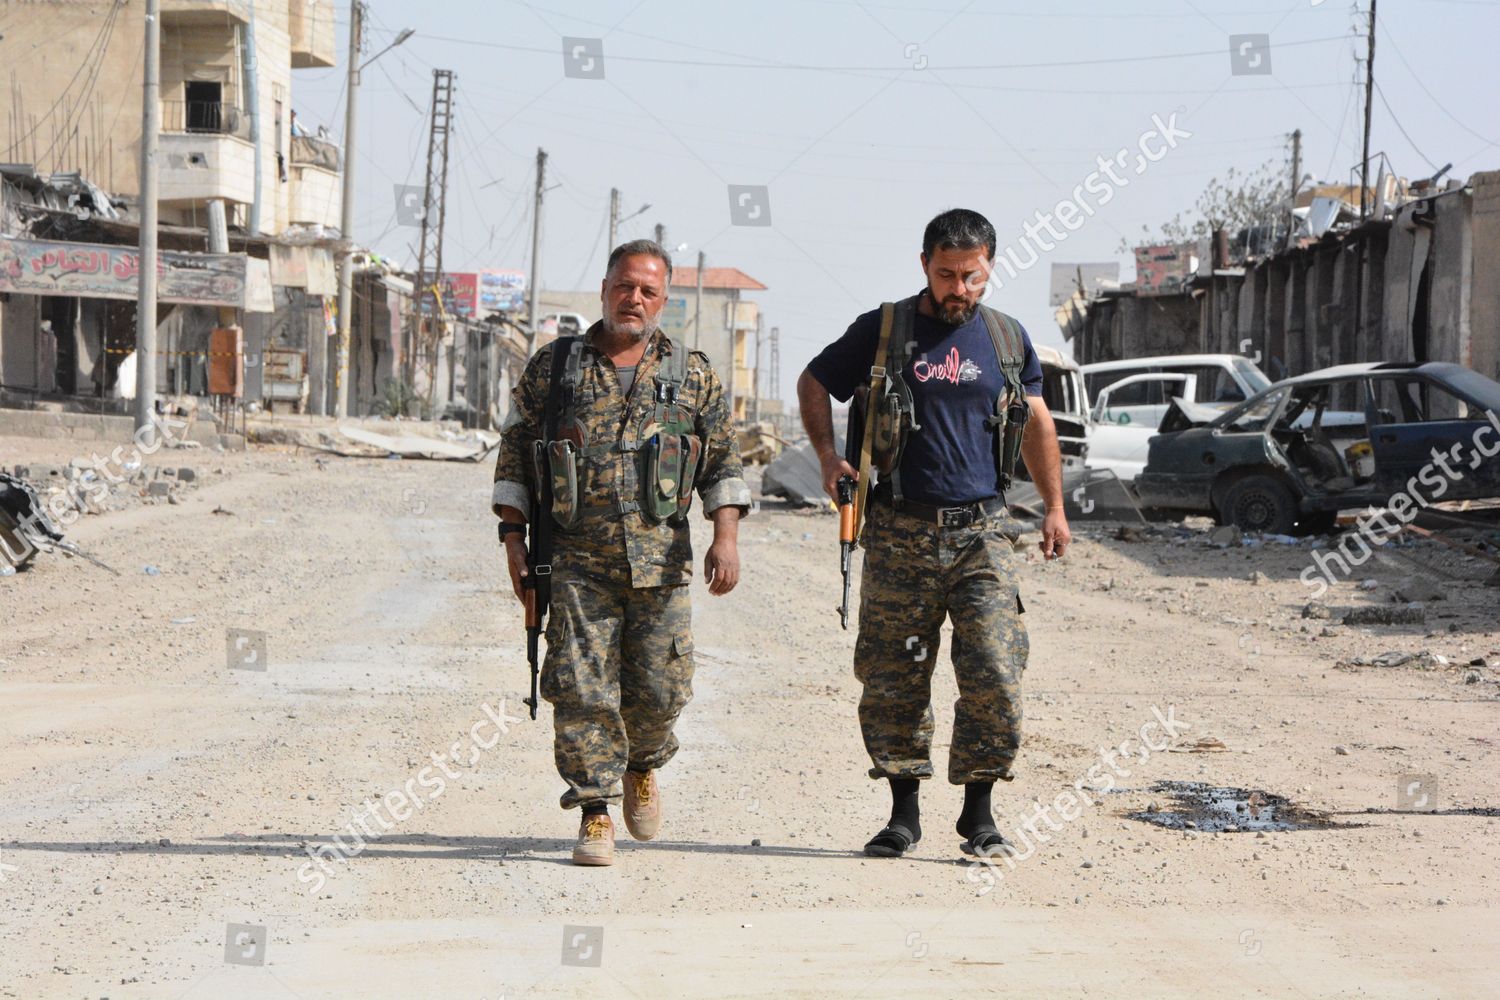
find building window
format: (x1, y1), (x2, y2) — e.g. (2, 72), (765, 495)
(185, 81), (225, 133)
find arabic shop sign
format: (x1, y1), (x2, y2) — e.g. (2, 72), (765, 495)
(0, 236), (256, 309)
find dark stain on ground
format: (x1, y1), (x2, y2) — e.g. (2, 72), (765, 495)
(1124, 781), (1348, 833)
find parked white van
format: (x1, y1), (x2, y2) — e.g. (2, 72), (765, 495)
(1081, 354), (1272, 480)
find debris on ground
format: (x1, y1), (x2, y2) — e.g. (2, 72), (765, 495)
(1343, 604), (1427, 626)
(1336, 649), (1450, 670)
(331, 426), (500, 462)
(1167, 737), (1230, 754)
(1393, 576), (1447, 602)
(0, 471), (119, 574)
(762, 435), (843, 507)
(1125, 782), (1340, 833)
(1208, 525), (1243, 547)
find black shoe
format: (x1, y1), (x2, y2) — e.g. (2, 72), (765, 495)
(863, 823), (920, 858)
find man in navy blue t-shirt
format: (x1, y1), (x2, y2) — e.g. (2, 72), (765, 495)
(797, 208), (1070, 860)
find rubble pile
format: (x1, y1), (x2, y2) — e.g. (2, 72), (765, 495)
(9, 461), (204, 515)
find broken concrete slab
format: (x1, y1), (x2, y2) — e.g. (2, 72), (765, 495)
(334, 426), (501, 462)
(762, 434), (844, 507)
(1393, 576), (1447, 603)
(1343, 604), (1427, 626)
(1208, 525), (1243, 547)
(1338, 649), (1447, 669)
(1009, 467), (1146, 524)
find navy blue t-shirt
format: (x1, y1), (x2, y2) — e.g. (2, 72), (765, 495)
(808, 295), (1044, 506)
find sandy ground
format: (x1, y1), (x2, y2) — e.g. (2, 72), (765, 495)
(1, 436), (1497, 999)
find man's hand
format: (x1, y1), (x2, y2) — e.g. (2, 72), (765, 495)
(504, 535), (530, 601)
(1039, 507), (1071, 560)
(704, 538), (740, 596)
(819, 451), (859, 503)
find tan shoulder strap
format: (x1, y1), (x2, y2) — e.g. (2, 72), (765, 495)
(854, 302), (896, 531)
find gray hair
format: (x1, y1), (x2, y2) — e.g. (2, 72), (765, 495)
(606, 239), (673, 282)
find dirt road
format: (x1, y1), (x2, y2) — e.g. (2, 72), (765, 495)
(2, 439), (1496, 998)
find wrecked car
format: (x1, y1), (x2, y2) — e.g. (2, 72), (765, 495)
(1133, 362), (1500, 534)
(0, 471), (66, 569)
(1082, 353), (1272, 480)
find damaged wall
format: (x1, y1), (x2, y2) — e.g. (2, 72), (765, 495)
(1082, 170), (1499, 382)
(1070, 291), (1199, 367)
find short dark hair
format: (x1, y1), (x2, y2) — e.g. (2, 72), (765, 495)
(922, 209), (996, 261)
(606, 239), (673, 282)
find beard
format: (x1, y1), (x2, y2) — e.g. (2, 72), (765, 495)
(929, 289), (979, 326)
(602, 311), (661, 342)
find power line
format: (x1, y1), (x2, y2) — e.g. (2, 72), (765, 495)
(1373, 79), (1439, 172)
(1378, 21), (1497, 149)
(405, 31), (1353, 73)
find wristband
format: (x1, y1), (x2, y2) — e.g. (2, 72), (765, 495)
(498, 521), (527, 540)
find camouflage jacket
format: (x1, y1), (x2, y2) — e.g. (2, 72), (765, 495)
(491, 325), (751, 588)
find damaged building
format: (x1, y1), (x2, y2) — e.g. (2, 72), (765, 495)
(1060, 170), (1500, 385)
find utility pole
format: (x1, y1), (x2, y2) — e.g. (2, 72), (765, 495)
(133, 0), (160, 437)
(752, 313), (763, 423)
(608, 187), (620, 251)
(435, 79), (455, 409)
(412, 69), (455, 402)
(693, 250), (704, 350)
(1289, 128), (1302, 201)
(654, 222), (665, 246)
(769, 325), (780, 403)
(333, 0), (363, 419)
(526, 147), (547, 355)
(1360, 0), (1377, 219)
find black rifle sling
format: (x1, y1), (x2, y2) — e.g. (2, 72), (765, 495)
(885, 294), (920, 509)
(980, 307), (1029, 490)
(533, 336), (581, 604)
(654, 335), (686, 405)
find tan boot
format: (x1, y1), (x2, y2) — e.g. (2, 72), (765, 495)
(623, 769), (661, 841)
(572, 813), (615, 866)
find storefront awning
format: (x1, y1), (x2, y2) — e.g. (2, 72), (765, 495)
(0, 235), (273, 312)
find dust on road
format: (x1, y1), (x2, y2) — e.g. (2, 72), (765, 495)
(1, 440), (1496, 998)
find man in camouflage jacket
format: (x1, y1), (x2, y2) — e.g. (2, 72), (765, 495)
(492, 240), (750, 866)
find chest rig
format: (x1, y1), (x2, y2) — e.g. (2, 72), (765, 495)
(534, 334), (703, 530)
(852, 295), (1032, 516)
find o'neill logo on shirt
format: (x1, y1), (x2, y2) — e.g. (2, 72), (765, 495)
(912, 347), (981, 385)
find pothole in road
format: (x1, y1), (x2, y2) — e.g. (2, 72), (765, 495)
(1123, 781), (1343, 833)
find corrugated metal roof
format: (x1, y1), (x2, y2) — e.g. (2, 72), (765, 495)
(669, 267), (767, 291)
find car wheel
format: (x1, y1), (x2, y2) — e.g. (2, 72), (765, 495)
(1221, 475), (1299, 535)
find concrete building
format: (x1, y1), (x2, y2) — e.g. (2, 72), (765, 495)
(0, 0), (341, 234)
(1062, 170), (1500, 384)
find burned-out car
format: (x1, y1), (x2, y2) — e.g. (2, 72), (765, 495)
(1134, 362), (1500, 534)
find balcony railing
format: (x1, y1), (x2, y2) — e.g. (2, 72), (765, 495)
(289, 134), (341, 172)
(161, 101), (250, 140)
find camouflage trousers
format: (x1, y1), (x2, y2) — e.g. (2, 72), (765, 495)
(541, 559), (695, 810)
(854, 498), (1028, 785)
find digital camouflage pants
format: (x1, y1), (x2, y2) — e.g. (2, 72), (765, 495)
(854, 499), (1028, 785)
(541, 560), (695, 809)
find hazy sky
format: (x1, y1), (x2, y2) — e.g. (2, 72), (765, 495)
(295, 0), (1499, 399)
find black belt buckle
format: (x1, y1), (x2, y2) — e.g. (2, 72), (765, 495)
(937, 504), (976, 529)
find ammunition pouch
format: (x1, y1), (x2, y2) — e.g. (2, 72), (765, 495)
(988, 392), (1031, 492)
(640, 417), (703, 525)
(540, 333), (703, 529)
(868, 371), (917, 476)
(531, 438), (576, 530)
